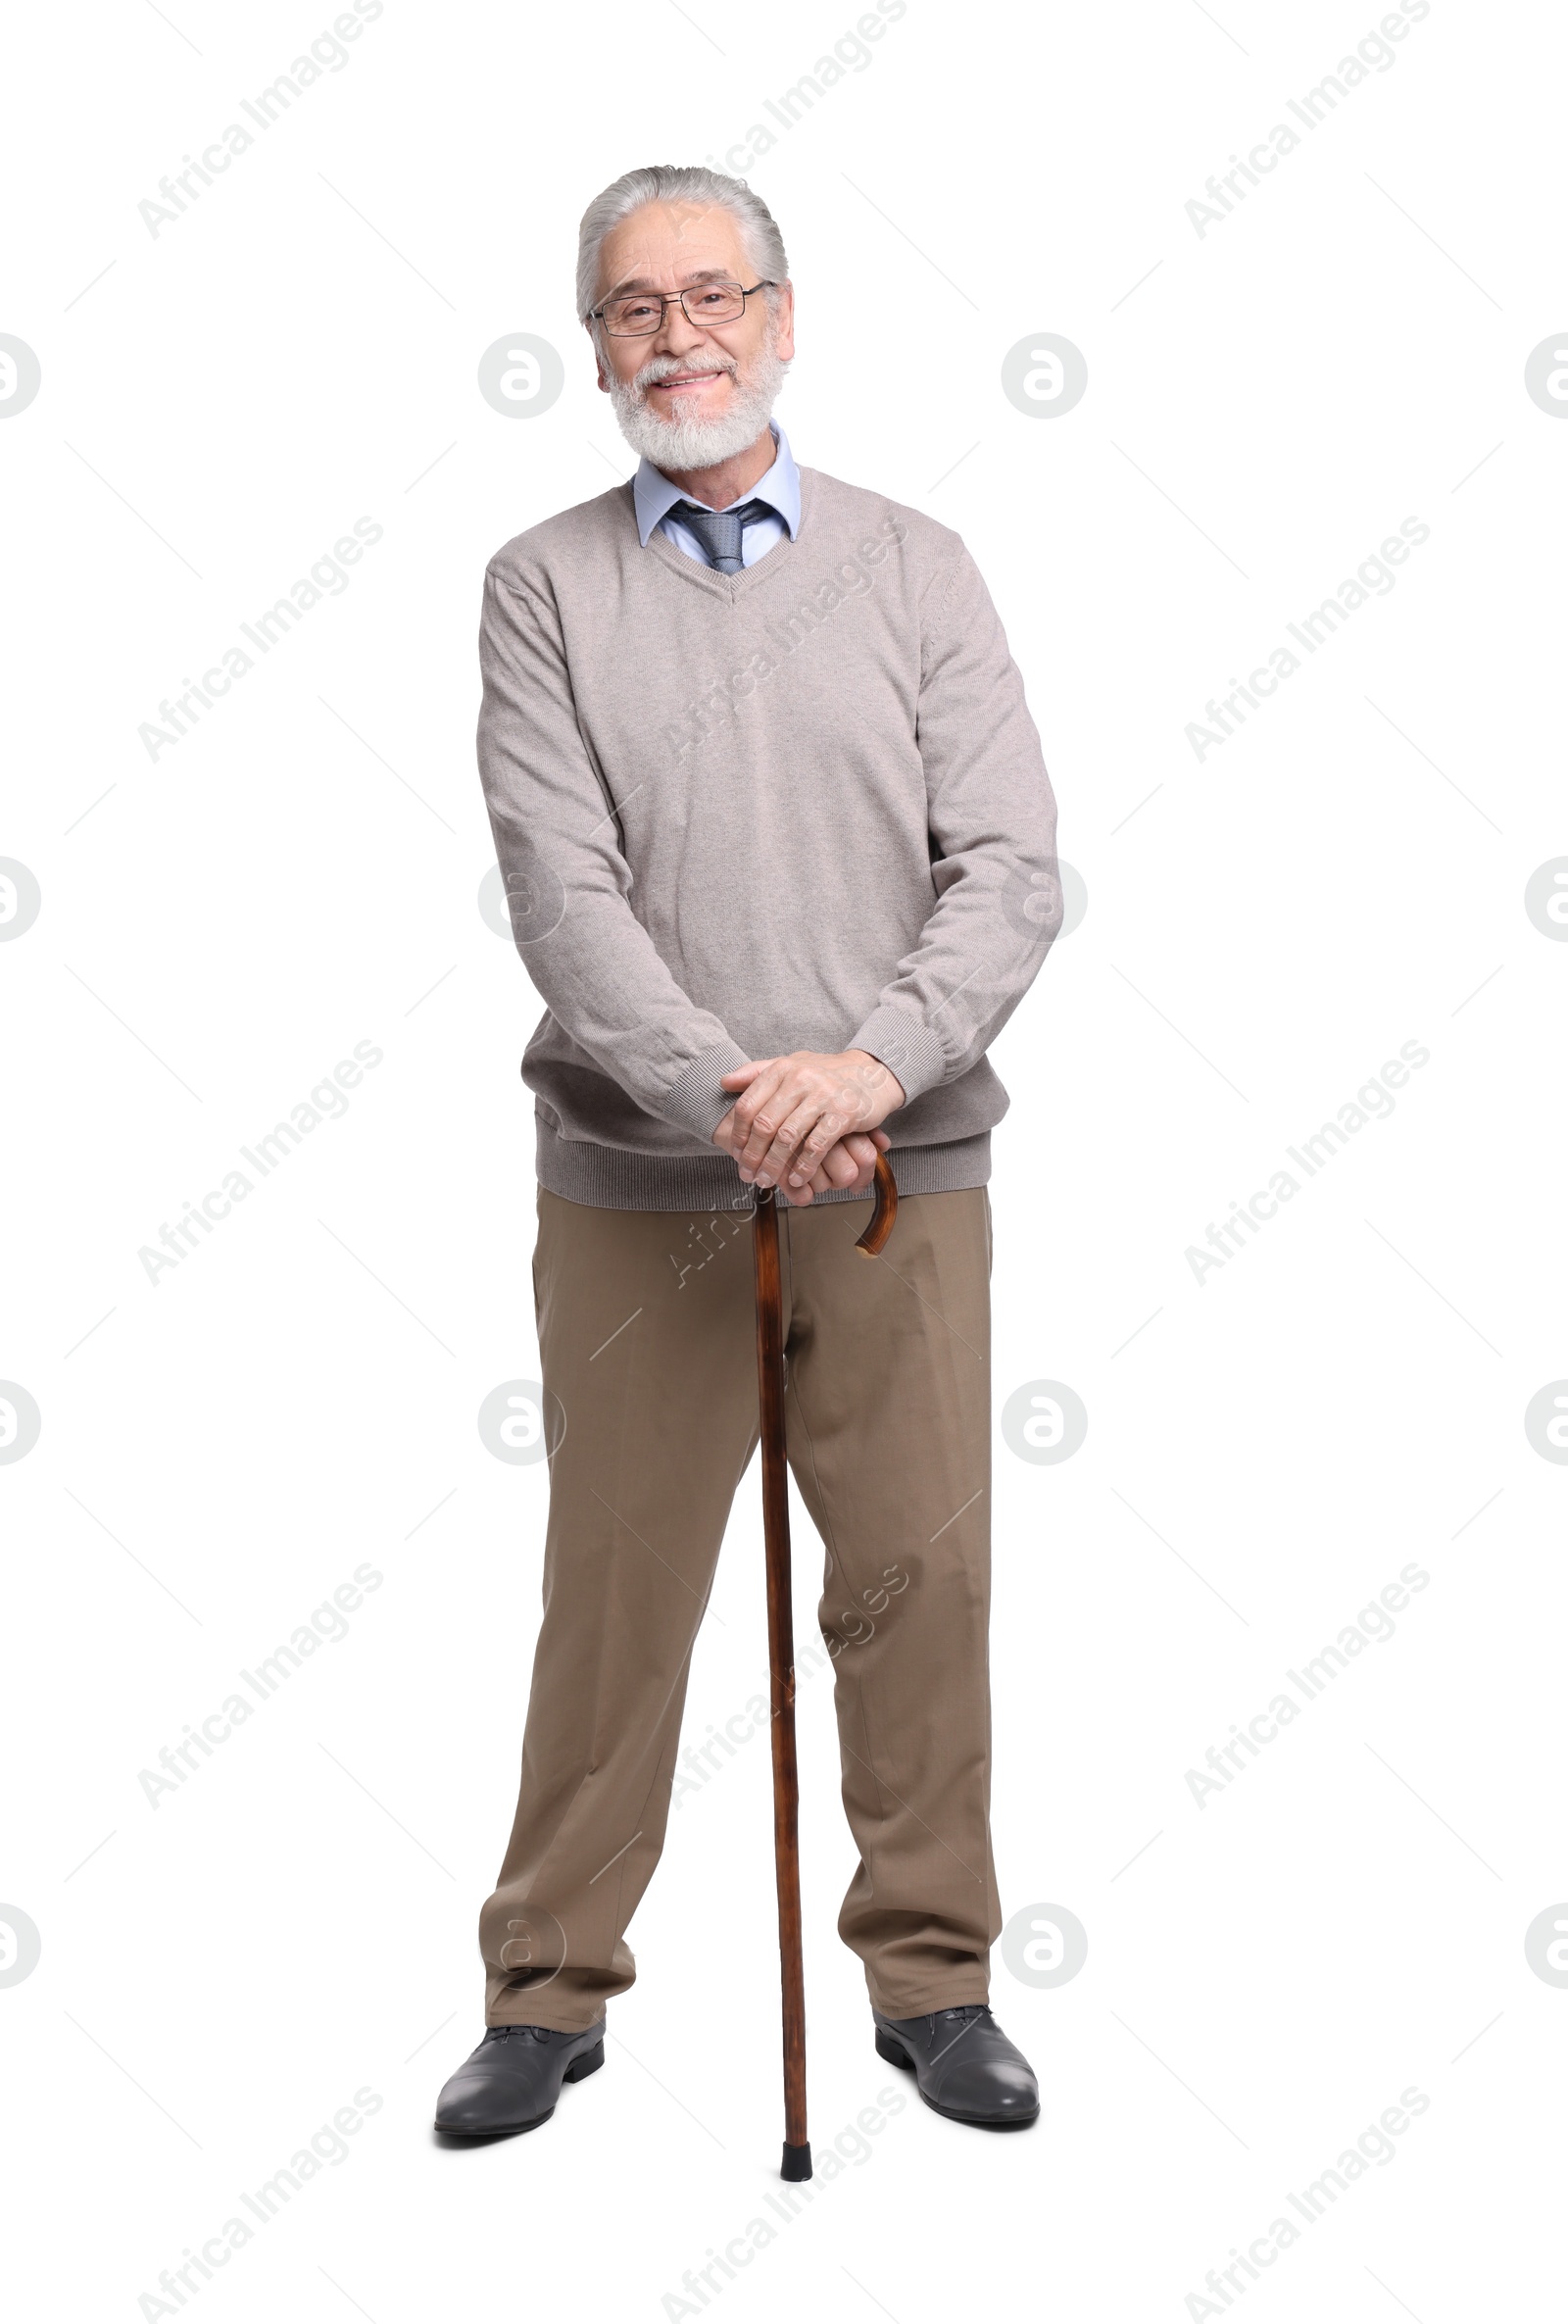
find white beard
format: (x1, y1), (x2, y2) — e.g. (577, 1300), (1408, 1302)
(607, 338), (791, 474)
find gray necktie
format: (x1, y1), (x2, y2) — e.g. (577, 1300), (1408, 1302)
(671, 496), (773, 574)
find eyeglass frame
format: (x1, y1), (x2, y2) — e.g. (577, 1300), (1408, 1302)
(588, 279), (778, 336)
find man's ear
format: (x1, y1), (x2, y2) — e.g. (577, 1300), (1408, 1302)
(585, 319), (609, 392)
(771, 279), (796, 364)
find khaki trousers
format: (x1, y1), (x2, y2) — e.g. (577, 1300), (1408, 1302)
(479, 1182), (1002, 2029)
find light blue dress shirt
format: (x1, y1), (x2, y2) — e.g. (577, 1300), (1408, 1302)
(632, 422), (801, 568)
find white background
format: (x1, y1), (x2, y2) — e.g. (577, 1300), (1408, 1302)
(4, 2), (1566, 2317)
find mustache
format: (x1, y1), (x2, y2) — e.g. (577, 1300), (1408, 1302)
(633, 350), (738, 390)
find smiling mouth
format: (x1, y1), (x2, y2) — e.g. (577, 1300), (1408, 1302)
(649, 371), (729, 391)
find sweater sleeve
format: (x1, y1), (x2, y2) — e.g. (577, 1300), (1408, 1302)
(847, 545), (1062, 1106)
(476, 564), (752, 1141)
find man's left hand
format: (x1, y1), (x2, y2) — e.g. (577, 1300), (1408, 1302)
(717, 1049), (906, 1191)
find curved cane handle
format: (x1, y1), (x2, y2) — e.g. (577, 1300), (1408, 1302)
(855, 1152), (898, 1258)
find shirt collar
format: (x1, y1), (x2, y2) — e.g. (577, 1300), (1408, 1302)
(633, 421), (801, 547)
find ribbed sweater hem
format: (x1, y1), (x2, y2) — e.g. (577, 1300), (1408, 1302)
(534, 1120), (992, 1211)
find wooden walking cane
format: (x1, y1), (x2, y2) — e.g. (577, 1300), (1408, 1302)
(752, 1150), (898, 2182)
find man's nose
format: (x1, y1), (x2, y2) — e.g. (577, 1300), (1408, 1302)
(653, 300), (713, 357)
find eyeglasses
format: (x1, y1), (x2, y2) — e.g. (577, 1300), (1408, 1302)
(590, 280), (776, 336)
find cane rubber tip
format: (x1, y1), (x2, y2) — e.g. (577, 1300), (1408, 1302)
(780, 2141), (812, 2182)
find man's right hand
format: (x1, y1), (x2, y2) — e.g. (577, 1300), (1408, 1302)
(714, 1116), (889, 1206)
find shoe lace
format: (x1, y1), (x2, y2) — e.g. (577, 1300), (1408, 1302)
(933, 1999), (994, 2035)
(485, 2025), (554, 2044)
(928, 2003), (993, 2041)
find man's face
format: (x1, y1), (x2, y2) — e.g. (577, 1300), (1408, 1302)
(589, 201), (795, 451)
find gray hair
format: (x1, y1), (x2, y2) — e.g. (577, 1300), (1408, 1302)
(575, 165), (790, 325)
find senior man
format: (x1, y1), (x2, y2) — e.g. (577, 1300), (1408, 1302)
(435, 164), (1063, 2145)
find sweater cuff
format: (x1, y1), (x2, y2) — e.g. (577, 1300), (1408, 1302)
(847, 1006), (949, 1108)
(662, 1036), (757, 1142)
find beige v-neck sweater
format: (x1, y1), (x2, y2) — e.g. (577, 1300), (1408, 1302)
(476, 464), (1061, 1210)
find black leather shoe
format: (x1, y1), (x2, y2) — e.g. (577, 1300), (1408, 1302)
(873, 2004), (1040, 2128)
(433, 2021), (606, 2138)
